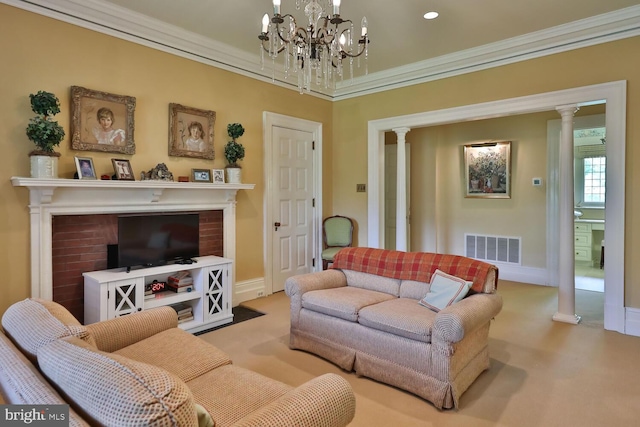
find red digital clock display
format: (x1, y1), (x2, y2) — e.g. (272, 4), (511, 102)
(146, 280), (166, 293)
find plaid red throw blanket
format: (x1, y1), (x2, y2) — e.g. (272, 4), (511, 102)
(331, 247), (498, 293)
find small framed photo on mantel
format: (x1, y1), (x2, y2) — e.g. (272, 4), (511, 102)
(111, 158), (135, 181)
(212, 169), (225, 184)
(74, 156), (97, 180)
(192, 168), (212, 183)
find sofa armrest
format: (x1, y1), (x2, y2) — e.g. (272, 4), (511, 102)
(433, 293), (503, 343)
(285, 270), (347, 328)
(231, 373), (355, 427)
(284, 270), (347, 297)
(85, 306), (178, 352)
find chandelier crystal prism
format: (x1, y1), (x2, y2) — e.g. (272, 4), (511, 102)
(259, 0), (369, 94)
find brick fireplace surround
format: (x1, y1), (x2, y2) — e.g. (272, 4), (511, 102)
(52, 211), (223, 322)
(12, 177), (254, 323)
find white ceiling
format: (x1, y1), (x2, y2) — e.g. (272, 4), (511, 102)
(7, 0), (640, 98)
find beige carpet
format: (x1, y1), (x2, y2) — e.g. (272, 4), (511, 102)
(197, 281), (640, 426)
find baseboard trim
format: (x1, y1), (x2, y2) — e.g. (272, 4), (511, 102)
(233, 277), (266, 306)
(493, 264), (551, 286)
(624, 307), (640, 337)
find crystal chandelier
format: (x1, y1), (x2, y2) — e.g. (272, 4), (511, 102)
(259, 0), (369, 94)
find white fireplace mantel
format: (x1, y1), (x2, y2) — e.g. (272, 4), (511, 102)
(11, 177), (255, 300)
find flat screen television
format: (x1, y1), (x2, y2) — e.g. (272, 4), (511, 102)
(116, 213), (199, 269)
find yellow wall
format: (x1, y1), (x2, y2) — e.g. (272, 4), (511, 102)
(0, 5), (332, 313)
(4, 4), (640, 312)
(333, 36), (640, 307)
(406, 112), (552, 268)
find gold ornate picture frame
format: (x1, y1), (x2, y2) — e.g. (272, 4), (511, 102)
(169, 103), (215, 160)
(70, 86), (136, 155)
(464, 141), (511, 199)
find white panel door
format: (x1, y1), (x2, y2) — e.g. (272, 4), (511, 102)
(272, 126), (314, 292)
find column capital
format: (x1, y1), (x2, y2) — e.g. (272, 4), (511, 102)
(555, 104), (580, 117)
(392, 127), (411, 137)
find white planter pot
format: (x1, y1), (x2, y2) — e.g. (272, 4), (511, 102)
(226, 167), (242, 184)
(30, 155), (59, 179)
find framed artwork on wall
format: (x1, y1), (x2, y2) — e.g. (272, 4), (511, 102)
(70, 86), (136, 155)
(464, 141), (511, 199)
(169, 103), (215, 160)
(74, 156), (97, 180)
(111, 158), (135, 181)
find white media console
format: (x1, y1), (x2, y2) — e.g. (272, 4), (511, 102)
(84, 255), (233, 334)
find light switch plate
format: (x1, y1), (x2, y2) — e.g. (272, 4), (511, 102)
(356, 184), (366, 192)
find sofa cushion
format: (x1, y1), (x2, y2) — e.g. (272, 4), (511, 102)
(188, 364), (292, 427)
(0, 333), (90, 426)
(399, 279), (431, 300)
(419, 269), (471, 312)
(38, 336), (198, 427)
(342, 269), (401, 296)
(358, 298), (436, 343)
(115, 327), (231, 382)
(1, 298), (95, 363)
(302, 287), (396, 322)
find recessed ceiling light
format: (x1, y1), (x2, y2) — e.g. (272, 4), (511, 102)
(424, 11), (439, 20)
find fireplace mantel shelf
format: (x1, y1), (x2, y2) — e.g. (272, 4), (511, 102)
(11, 176), (254, 301)
(11, 177), (255, 205)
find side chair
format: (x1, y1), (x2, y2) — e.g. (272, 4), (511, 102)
(322, 215), (354, 270)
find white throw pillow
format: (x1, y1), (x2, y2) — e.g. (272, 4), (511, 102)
(419, 269), (472, 312)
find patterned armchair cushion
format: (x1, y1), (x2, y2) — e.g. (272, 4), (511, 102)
(1, 299), (95, 363)
(38, 336), (198, 427)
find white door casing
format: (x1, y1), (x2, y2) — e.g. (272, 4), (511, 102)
(264, 112), (322, 294)
(367, 81), (626, 334)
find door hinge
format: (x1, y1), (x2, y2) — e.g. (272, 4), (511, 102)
(312, 198), (315, 207)
(312, 141), (315, 150)
(312, 258), (315, 267)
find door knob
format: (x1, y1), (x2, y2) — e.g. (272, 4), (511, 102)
(274, 222), (281, 231)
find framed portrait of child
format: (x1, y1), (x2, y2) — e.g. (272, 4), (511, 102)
(70, 86), (136, 155)
(168, 103), (216, 160)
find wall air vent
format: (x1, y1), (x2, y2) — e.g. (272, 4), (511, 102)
(465, 234), (521, 265)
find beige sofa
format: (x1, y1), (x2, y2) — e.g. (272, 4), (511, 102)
(0, 298), (356, 427)
(285, 247), (502, 409)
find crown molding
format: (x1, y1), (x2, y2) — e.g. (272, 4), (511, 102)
(4, 0), (640, 101)
(333, 5), (640, 100)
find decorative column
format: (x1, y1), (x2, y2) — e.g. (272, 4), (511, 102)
(553, 105), (581, 324)
(392, 127), (410, 251)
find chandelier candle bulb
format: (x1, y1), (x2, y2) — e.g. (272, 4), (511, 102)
(273, 0), (281, 15)
(262, 14), (269, 32)
(333, 0), (341, 15)
(361, 17), (367, 36)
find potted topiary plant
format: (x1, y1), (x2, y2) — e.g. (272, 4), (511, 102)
(224, 123), (245, 183)
(26, 90), (65, 178)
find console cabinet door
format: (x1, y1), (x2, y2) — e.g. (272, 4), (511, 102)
(107, 278), (144, 318)
(203, 265), (229, 322)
